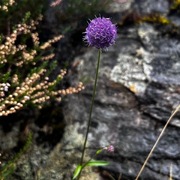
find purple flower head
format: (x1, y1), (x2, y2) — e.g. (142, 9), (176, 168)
(84, 17), (117, 49)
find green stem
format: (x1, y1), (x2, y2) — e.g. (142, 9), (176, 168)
(77, 49), (102, 179)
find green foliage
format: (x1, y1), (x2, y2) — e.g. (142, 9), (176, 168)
(0, 132), (33, 180)
(73, 160), (109, 179)
(0, 0), (84, 117)
(73, 160), (109, 180)
(22, 12), (31, 24)
(86, 160), (109, 167)
(96, 149), (103, 155)
(0, 1), (74, 116)
(73, 146), (110, 180)
(0, 0), (46, 34)
(171, 0), (180, 10)
(1, 72), (11, 83)
(72, 165), (82, 180)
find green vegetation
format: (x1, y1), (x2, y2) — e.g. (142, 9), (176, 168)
(0, 132), (33, 180)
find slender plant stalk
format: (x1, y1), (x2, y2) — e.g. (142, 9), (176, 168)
(135, 104), (180, 180)
(77, 49), (102, 179)
(169, 163), (173, 180)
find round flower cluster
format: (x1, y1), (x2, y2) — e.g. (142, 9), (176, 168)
(84, 17), (117, 49)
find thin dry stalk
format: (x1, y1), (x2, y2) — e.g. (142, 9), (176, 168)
(169, 163), (173, 180)
(135, 104), (180, 180)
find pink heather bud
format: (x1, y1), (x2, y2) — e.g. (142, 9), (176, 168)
(103, 145), (114, 152)
(50, 0), (62, 7)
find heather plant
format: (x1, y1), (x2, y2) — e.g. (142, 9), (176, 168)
(0, 1), (84, 116)
(73, 17), (117, 179)
(0, 0), (46, 34)
(0, 1), (85, 179)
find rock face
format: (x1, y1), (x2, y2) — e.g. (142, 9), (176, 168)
(4, 1), (180, 180)
(62, 1), (180, 179)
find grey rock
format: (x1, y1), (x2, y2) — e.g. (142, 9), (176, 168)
(63, 19), (180, 180)
(33, 125), (100, 180)
(106, 0), (134, 13)
(134, 0), (170, 15)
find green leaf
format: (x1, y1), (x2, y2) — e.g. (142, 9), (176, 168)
(22, 11), (31, 23)
(86, 160), (109, 167)
(2, 71), (11, 82)
(72, 165), (82, 180)
(96, 149), (103, 155)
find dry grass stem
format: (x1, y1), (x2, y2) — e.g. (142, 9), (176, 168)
(135, 104), (180, 180)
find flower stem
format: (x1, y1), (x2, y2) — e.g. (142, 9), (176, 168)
(77, 49), (102, 179)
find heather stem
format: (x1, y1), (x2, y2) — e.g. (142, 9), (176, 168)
(77, 49), (102, 179)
